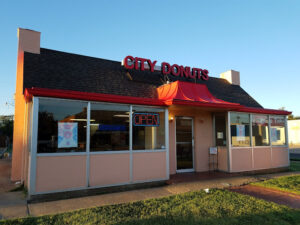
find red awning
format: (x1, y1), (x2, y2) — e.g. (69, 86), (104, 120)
(24, 84), (291, 115)
(24, 87), (165, 106)
(157, 81), (240, 109)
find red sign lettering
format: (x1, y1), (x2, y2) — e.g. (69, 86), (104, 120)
(123, 56), (209, 81)
(133, 113), (160, 127)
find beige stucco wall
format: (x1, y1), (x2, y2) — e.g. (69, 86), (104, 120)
(253, 147), (272, 170)
(168, 106), (214, 174)
(231, 146), (289, 172)
(89, 153), (130, 187)
(132, 151), (166, 182)
(288, 120), (300, 147)
(272, 146), (289, 167)
(12, 29), (40, 182)
(12, 51), (25, 181)
(231, 148), (252, 172)
(218, 146), (228, 172)
(169, 115), (176, 174)
(35, 155), (86, 193)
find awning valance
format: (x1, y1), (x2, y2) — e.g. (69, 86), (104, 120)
(157, 81), (240, 109)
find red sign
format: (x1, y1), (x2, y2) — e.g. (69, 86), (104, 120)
(123, 55), (209, 81)
(133, 113), (159, 127)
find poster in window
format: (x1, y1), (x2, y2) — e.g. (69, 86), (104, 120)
(217, 132), (223, 139)
(271, 127), (278, 142)
(236, 125), (245, 141)
(58, 122), (78, 148)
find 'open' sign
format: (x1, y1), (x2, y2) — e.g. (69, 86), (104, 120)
(133, 113), (159, 127)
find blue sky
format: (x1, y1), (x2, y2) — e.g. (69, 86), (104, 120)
(1, 0), (299, 115)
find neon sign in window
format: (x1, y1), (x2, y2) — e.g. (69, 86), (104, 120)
(133, 113), (160, 127)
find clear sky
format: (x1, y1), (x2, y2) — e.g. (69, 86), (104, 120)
(1, 0), (299, 116)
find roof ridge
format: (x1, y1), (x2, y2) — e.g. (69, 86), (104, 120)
(40, 47), (121, 64)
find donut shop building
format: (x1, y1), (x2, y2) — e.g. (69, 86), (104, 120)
(12, 28), (291, 198)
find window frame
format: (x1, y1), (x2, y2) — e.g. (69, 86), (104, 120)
(230, 112), (251, 147)
(89, 103), (130, 152)
(269, 115), (287, 146)
(251, 114), (270, 147)
(229, 112), (288, 148)
(37, 97), (89, 154)
(132, 106), (166, 151)
(35, 97), (168, 156)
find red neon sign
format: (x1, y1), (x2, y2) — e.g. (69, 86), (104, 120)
(123, 55), (209, 81)
(133, 113), (159, 127)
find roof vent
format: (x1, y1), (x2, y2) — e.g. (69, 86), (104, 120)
(220, 70), (240, 86)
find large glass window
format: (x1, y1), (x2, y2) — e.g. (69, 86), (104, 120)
(132, 107), (165, 150)
(270, 116), (286, 146)
(37, 99), (167, 153)
(90, 104), (129, 151)
(37, 99), (87, 153)
(230, 113), (250, 147)
(252, 115), (269, 146)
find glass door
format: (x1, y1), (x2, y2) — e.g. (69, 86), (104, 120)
(176, 117), (194, 172)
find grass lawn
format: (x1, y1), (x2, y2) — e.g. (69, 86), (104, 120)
(1, 189), (299, 225)
(252, 175), (300, 195)
(290, 160), (300, 171)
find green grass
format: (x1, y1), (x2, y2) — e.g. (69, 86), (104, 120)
(252, 175), (300, 195)
(290, 160), (300, 171)
(1, 189), (299, 225)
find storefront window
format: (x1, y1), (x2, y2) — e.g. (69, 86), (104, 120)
(270, 116), (286, 146)
(90, 104), (129, 151)
(37, 99), (87, 153)
(230, 113), (250, 147)
(252, 115), (269, 146)
(132, 107), (165, 150)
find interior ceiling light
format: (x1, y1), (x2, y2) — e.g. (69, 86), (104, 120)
(70, 119), (95, 122)
(113, 115), (129, 117)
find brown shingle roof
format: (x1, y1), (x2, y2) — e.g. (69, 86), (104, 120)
(23, 48), (262, 108)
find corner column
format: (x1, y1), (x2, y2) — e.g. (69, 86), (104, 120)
(28, 97), (39, 196)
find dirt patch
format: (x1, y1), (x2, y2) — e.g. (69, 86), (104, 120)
(229, 185), (300, 209)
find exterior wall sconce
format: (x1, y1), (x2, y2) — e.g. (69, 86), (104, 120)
(169, 116), (174, 122)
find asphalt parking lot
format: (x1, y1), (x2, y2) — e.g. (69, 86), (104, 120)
(290, 148), (300, 160)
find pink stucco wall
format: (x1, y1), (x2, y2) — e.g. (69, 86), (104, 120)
(231, 146), (289, 172)
(36, 155), (86, 193)
(169, 117), (176, 174)
(272, 146), (289, 167)
(132, 151), (166, 182)
(89, 153), (130, 187)
(231, 148), (252, 172)
(253, 147), (272, 170)
(194, 113), (213, 172)
(168, 106), (214, 174)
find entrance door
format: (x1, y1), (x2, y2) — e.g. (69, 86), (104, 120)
(176, 117), (194, 172)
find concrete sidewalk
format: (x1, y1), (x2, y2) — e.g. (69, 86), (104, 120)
(1, 171), (299, 220)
